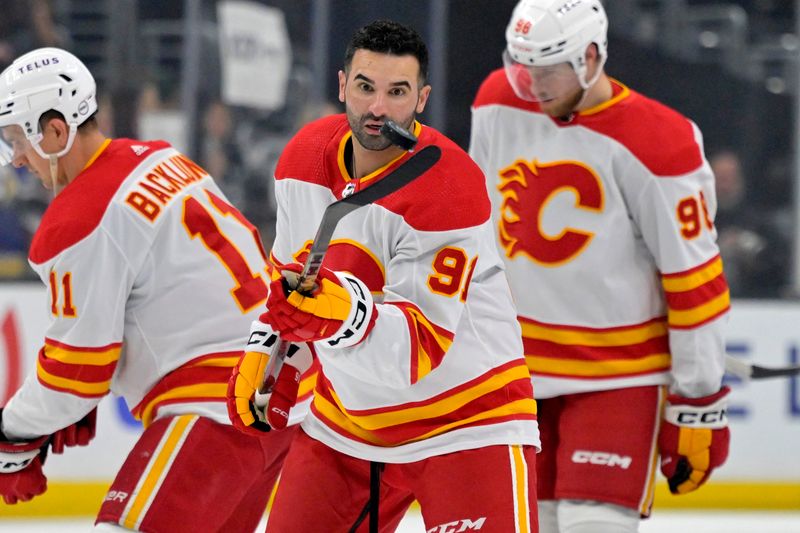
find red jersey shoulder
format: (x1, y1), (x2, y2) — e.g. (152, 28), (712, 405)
(275, 114), (348, 187)
(29, 138), (172, 264)
(580, 86), (704, 177)
(379, 126), (490, 231)
(472, 68), (541, 114)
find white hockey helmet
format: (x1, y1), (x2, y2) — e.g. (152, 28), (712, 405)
(504, 0), (608, 100)
(0, 47), (97, 164)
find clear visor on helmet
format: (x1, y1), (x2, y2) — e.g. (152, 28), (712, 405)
(502, 49), (581, 103)
(0, 126), (28, 167)
(0, 138), (13, 166)
(0, 124), (58, 166)
(0, 125), (42, 166)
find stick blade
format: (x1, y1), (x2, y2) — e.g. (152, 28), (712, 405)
(726, 355), (800, 380)
(380, 120), (418, 151)
(749, 363), (800, 379)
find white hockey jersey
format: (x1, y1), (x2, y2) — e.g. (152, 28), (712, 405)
(2, 138), (314, 439)
(271, 115), (539, 463)
(470, 71), (730, 399)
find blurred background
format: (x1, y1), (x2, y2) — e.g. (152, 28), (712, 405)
(0, 0), (797, 526)
(0, 0), (797, 300)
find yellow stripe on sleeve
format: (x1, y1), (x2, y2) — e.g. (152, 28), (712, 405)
(662, 258), (724, 293)
(43, 344), (121, 366)
(36, 360), (111, 396)
(667, 290), (730, 328)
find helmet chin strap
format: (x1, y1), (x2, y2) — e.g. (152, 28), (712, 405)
(49, 154), (60, 197)
(31, 124), (77, 197)
(573, 53), (607, 112)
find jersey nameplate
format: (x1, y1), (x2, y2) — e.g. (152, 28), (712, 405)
(125, 154), (208, 222)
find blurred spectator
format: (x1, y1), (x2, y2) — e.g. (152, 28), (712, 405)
(8, 0), (72, 56)
(295, 100), (340, 133)
(200, 100), (247, 207)
(235, 98), (340, 248)
(712, 149), (789, 298)
(0, 0), (73, 276)
(0, 164), (47, 280)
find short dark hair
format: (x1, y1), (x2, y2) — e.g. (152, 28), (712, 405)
(39, 109), (98, 132)
(344, 19), (428, 85)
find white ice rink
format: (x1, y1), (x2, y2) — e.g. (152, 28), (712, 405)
(1, 511), (799, 532)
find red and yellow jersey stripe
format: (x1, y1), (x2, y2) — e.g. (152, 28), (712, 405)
(520, 317), (671, 379)
(132, 352), (239, 426)
(133, 352), (319, 427)
(389, 301), (454, 385)
(310, 359), (536, 446)
(662, 255), (730, 329)
(37, 338), (121, 398)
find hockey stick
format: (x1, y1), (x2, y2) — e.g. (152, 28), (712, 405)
(256, 123), (441, 396)
(725, 354), (800, 380)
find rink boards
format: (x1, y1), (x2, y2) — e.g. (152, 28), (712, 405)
(0, 282), (797, 516)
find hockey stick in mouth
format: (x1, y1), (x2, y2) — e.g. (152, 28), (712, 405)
(725, 354), (800, 380)
(256, 121), (441, 398)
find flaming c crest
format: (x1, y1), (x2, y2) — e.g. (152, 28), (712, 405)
(497, 158), (604, 265)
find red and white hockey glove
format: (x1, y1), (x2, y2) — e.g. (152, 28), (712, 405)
(0, 409), (49, 504)
(261, 263), (377, 349)
(659, 386), (730, 494)
(226, 320), (313, 436)
(50, 408), (97, 454)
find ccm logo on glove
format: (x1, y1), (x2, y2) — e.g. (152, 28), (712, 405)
(659, 386), (731, 495)
(327, 276), (370, 347)
(664, 401), (727, 428)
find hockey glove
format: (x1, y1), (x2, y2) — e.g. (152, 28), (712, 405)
(227, 320), (313, 436)
(0, 409), (49, 504)
(659, 386), (730, 494)
(262, 263), (377, 349)
(50, 407), (97, 454)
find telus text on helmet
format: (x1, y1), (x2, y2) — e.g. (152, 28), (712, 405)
(556, 1), (584, 16)
(16, 57), (60, 75)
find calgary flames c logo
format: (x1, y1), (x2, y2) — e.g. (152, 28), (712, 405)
(498, 158), (604, 265)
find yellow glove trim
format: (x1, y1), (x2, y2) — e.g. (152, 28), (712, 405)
(232, 351), (270, 426)
(287, 278), (352, 320)
(678, 428), (712, 468)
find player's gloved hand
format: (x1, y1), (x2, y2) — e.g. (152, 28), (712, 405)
(262, 263), (377, 349)
(659, 386), (730, 494)
(50, 407), (97, 454)
(227, 320), (313, 436)
(0, 409), (49, 504)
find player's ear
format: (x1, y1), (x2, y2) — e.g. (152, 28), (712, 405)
(416, 84), (431, 114)
(41, 117), (70, 149)
(586, 43), (600, 65)
(338, 70), (347, 103)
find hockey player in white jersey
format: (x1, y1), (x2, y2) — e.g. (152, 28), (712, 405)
(0, 48), (309, 531)
(227, 19), (540, 533)
(470, 1), (731, 532)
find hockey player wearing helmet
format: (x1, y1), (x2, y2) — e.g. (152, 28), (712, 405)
(471, 1), (731, 532)
(0, 47), (98, 194)
(0, 48), (306, 531)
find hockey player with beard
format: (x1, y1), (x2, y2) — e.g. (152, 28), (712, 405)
(227, 19), (540, 533)
(0, 47), (308, 531)
(470, 1), (731, 532)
